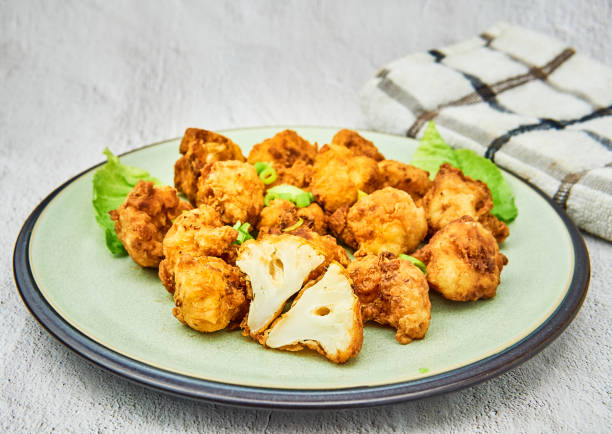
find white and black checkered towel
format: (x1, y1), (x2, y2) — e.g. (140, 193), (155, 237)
(361, 22), (612, 241)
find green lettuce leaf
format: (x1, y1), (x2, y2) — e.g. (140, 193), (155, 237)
(410, 121), (458, 178)
(454, 149), (518, 222)
(410, 122), (518, 223)
(92, 148), (160, 255)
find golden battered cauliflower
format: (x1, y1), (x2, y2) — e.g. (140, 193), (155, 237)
(247, 130), (317, 189)
(172, 255), (248, 332)
(257, 199), (327, 236)
(264, 263), (363, 364)
(158, 206), (238, 293)
(413, 216), (508, 301)
(236, 235), (325, 337)
(109, 180), (193, 268)
(348, 253), (430, 344)
(331, 129), (385, 161)
(378, 160), (432, 202)
(174, 128), (245, 203)
(421, 163), (509, 242)
(196, 160), (265, 226)
(329, 187), (428, 256)
(309, 144), (381, 212)
(247, 129), (317, 167)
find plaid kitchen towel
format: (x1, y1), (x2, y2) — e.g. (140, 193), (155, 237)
(361, 22), (612, 241)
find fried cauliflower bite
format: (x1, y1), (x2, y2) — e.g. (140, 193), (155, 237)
(172, 255), (248, 332)
(158, 206), (238, 293)
(378, 160), (433, 202)
(174, 128), (246, 203)
(421, 163), (509, 242)
(236, 235), (326, 338)
(195, 160), (265, 226)
(309, 144), (381, 212)
(248, 129), (317, 167)
(331, 129), (385, 161)
(272, 160), (314, 190)
(347, 253), (430, 344)
(109, 180), (193, 268)
(412, 216), (508, 301)
(264, 263), (363, 364)
(247, 130), (317, 189)
(329, 187), (428, 256)
(257, 199), (327, 236)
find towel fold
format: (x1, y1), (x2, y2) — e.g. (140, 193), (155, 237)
(361, 22), (612, 241)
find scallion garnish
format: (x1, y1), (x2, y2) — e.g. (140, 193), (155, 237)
(254, 161), (278, 185)
(264, 184), (315, 208)
(399, 254), (427, 274)
(232, 221), (254, 245)
(283, 218), (304, 232)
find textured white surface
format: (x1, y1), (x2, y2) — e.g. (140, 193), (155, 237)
(1, 1), (611, 432)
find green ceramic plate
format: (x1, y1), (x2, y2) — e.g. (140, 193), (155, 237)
(14, 126), (589, 409)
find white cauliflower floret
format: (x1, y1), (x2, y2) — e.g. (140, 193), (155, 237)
(236, 235), (325, 335)
(264, 263), (363, 364)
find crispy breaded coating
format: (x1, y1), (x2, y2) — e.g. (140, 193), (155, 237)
(248, 129), (317, 167)
(158, 206), (238, 293)
(309, 144), (381, 212)
(271, 160), (314, 189)
(331, 129), (385, 161)
(412, 216), (508, 301)
(109, 180), (193, 268)
(258, 199), (327, 236)
(195, 160), (265, 226)
(348, 252), (430, 344)
(378, 160), (432, 201)
(329, 187), (427, 256)
(174, 128), (245, 203)
(327, 204), (358, 250)
(479, 212), (510, 244)
(172, 255), (248, 332)
(421, 163), (509, 242)
(247, 130), (317, 189)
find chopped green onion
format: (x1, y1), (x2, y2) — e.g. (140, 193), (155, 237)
(399, 254), (427, 275)
(254, 161), (278, 185)
(357, 190), (368, 199)
(264, 193), (276, 207)
(232, 221), (254, 245)
(418, 367), (429, 374)
(283, 218), (304, 232)
(254, 161), (270, 175)
(259, 167), (277, 185)
(264, 184), (315, 208)
(294, 193), (312, 208)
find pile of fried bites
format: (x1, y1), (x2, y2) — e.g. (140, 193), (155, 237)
(109, 128), (509, 364)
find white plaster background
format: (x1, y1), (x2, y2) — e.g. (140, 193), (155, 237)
(1, 0), (611, 432)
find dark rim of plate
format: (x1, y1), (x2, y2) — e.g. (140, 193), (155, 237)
(12, 128), (590, 410)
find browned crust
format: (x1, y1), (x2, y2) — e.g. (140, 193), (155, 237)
(331, 129), (385, 161)
(415, 216), (508, 301)
(348, 253), (431, 344)
(109, 181), (192, 268)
